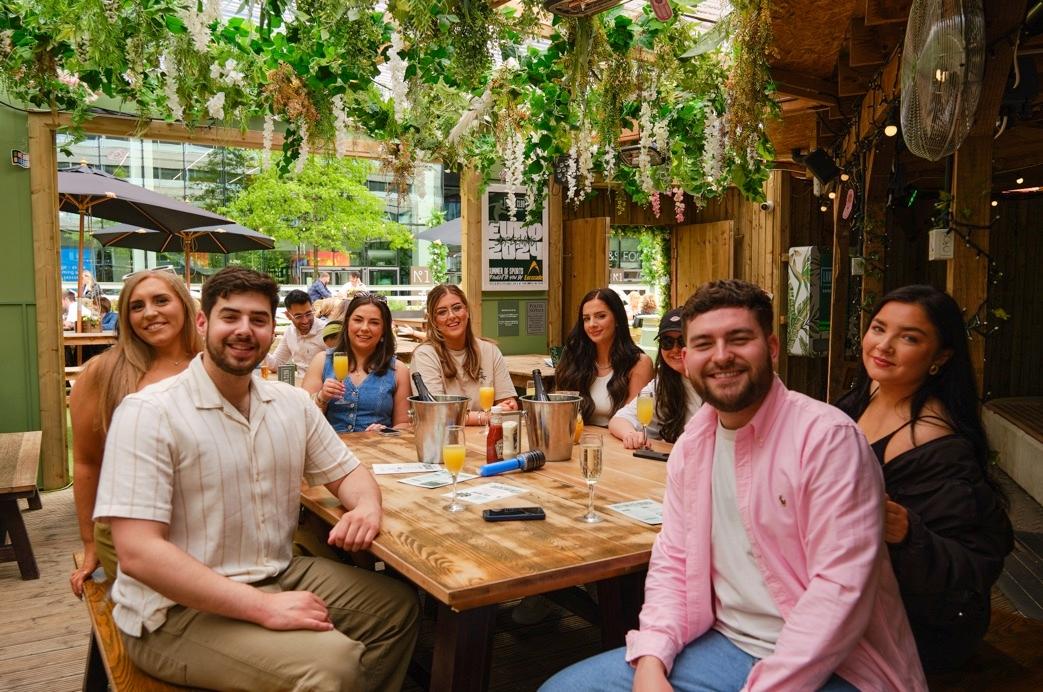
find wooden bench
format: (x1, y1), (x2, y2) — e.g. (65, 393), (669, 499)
(74, 553), (184, 691)
(984, 397), (1043, 506)
(0, 431), (43, 580)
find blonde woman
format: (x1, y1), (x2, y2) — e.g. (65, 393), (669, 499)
(69, 270), (201, 597)
(409, 284), (517, 425)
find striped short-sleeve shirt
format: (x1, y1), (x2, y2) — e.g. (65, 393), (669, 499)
(94, 354), (360, 636)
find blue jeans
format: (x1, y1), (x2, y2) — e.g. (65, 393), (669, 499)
(539, 629), (859, 692)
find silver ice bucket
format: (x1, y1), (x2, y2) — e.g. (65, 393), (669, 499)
(520, 394), (582, 461)
(408, 395), (470, 464)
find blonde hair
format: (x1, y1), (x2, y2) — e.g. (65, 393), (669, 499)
(423, 284), (480, 381)
(315, 297), (343, 320)
(85, 270), (201, 432)
(640, 293), (658, 313)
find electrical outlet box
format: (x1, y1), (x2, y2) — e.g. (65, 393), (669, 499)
(851, 257), (865, 276)
(928, 228), (954, 261)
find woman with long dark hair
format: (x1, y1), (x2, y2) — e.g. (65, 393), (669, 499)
(303, 293), (410, 432)
(609, 308), (701, 447)
(556, 288), (653, 425)
(409, 284), (517, 426)
(836, 285), (1012, 672)
(69, 269), (201, 596)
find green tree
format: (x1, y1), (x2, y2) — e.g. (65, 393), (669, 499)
(225, 156), (413, 279)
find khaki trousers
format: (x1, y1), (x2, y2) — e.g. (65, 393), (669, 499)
(121, 557), (419, 692)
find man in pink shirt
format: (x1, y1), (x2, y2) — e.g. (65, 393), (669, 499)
(541, 280), (925, 691)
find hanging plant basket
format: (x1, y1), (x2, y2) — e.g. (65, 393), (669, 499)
(543, 0), (624, 18)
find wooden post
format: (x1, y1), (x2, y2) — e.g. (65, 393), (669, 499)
(948, 134), (992, 395)
(947, 0), (1026, 396)
(825, 190), (851, 403)
(546, 179), (564, 349)
(460, 167), (483, 335)
(27, 113), (68, 489)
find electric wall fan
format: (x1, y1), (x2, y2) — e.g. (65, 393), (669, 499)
(900, 0), (986, 161)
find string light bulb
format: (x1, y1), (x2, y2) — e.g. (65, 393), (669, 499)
(840, 172), (850, 182)
(820, 204), (829, 212)
(827, 190), (837, 200)
(883, 108), (899, 138)
(991, 200), (998, 207)
(1016, 177), (1024, 185)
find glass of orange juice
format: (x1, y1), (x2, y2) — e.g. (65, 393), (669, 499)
(442, 425), (467, 512)
(478, 385), (495, 431)
(636, 393), (654, 449)
(332, 352), (349, 401)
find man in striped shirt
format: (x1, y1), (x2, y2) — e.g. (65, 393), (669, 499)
(94, 267), (419, 691)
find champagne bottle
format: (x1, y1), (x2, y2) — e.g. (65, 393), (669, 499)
(532, 369), (549, 401)
(412, 372), (435, 402)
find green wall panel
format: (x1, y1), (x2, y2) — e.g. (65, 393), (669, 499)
(479, 292), (549, 355)
(0, 104), (41, 434)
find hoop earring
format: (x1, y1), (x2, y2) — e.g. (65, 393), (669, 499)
(929, 364), (940, 375)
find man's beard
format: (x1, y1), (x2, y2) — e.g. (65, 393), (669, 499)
(206, 334), (264, 376)
(690, 353), (773, 414)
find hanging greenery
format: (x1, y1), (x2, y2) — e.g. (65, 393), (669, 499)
(0, 0), (777, 214)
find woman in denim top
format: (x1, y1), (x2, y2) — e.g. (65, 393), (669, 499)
(303, 293), (410, 432)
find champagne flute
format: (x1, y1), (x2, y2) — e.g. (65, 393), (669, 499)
(332, 351), (349, 402)
(577, 433), (603, 523)
(442, 425), (467, 513)
(479, 385), (495, 433)
(635, 393), (654, 448)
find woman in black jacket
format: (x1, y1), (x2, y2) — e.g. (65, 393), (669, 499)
(836, 285), (1013, 673)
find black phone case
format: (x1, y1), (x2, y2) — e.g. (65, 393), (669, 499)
(633, 448), (670, 462)
(482, 507), (546, 521)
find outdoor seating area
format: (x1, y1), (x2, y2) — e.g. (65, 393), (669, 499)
(5, 0), (1043, 691)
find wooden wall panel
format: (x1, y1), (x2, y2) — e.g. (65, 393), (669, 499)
(672, 221), (735, 306)
(562, 218), (610, 323)
(985, 197), (1043, 399)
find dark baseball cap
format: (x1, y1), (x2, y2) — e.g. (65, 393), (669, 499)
(657, 308), (684, 337)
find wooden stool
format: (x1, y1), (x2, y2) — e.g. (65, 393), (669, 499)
(0, 431), (42, 580)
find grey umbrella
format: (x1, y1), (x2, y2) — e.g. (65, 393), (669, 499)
(415, 217), (461, 245)
(58, 162), (231, 326)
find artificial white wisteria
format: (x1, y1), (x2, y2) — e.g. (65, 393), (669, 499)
(637, 98), (657, 199)
(261, 114), (275, 170)
(295, 120), (310, 173)
(159, 51), (184, 121)
(179, 0), (221, 53)
(388, 22), (409, 123)
(331, 94), (351, 157)
(210, 58), (245, 87)
(501, 131), (526, 218)
(702, 107), (726, 186)
(205, 91), (225, 120)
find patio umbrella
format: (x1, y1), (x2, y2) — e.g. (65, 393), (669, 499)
(57, 162), (231, 328)
(92, 222), (275, 282)
(415, 217), (461, 245)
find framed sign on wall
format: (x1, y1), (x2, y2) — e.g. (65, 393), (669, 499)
(481, 185), (548, 291)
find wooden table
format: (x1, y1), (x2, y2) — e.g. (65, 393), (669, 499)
(62, 330), (118, 347)
(301, 429), (670, 691)
(394, 317), (427, 333)
(395, 338), (420, 364)
(0, 431), (43, 580)
(503, 354), (556, 389)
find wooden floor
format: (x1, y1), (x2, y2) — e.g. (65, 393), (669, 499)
(3, 472), (1043, 691)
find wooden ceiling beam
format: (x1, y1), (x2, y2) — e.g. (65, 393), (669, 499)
(767, 110), (820, 161)
(864, 0), (912, 26)
(771, 68), (839, 106)
(848, 16), (904, 67)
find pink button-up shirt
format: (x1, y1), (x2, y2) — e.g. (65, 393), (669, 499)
(625, 376), (926, 691)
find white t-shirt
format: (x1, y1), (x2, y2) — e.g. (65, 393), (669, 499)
(711, 421), (784, 658)
(410, 340), (515, 410)
(612, 377), (702, 440)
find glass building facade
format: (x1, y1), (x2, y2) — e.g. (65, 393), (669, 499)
(57, 134), (458, 286)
